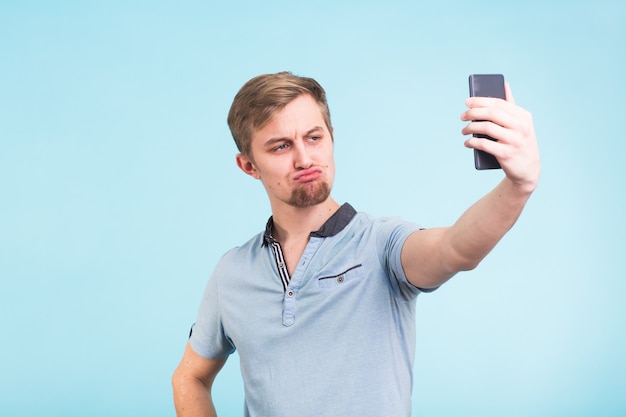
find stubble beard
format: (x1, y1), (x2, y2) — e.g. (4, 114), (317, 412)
(287, 181), (331, 208)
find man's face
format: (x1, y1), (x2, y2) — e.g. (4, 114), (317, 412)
(237, 94), (335, 209)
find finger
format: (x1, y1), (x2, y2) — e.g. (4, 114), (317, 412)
(464, 96), (505, 109)
(505, 82), (516, 105)
(461, 121), (511, 143)
(464, 135), (503, 157)
(461, 107), (518, 130)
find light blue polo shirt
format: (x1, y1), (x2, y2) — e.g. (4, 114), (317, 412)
(189, 203), (428, 417)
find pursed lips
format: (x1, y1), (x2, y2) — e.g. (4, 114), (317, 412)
(293, 167), (322, 182)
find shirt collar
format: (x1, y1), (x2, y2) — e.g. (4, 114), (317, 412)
(263, 203), (357, 246)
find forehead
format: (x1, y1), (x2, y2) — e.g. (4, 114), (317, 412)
(255, 94), (326, 138)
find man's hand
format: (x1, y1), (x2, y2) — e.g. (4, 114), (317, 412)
(461, 83), (541, 194)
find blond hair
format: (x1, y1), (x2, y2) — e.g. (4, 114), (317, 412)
(227, 72), (332, 157)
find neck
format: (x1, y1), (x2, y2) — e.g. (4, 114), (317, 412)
(270, 197), (340, 244)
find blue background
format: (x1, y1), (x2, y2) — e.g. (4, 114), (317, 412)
(1, 1), (625, 416)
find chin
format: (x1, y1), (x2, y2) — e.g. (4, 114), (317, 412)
(288, 182), (331, 208)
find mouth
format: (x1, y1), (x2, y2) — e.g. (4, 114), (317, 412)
(293, 167), (323, 182)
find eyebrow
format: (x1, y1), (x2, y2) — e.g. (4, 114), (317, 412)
(306, 126), (324, 136)
(263, 126), (324, 147)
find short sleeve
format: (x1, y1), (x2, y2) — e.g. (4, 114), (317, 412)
(188, 265), (236, 359)
(375, 217), (425, 300)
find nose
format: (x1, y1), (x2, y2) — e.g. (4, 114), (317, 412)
(293, 141), (313, 169)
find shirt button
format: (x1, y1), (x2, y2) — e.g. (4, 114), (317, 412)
(337, 275), (344, 283)
(287, 290), (295, 298)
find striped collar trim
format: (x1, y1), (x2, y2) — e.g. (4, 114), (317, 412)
(262, 203), (357, 246)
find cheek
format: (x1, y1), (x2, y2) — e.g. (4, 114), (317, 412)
(326, 158), (336, 177)
(262, 178), (283, 192)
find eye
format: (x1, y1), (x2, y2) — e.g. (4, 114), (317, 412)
(309, 135), (321, 142)
(273, 143), (289, 152)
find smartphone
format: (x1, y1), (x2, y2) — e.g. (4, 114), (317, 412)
(468, 74), (505, 170)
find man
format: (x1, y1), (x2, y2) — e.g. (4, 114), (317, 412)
(172, 72), (540, 417)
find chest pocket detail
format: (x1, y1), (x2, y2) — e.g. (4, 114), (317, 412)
(317, 264), (363, 289)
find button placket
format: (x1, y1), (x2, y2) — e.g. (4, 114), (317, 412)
(282, 289), (296, 326)
(281, 237), (322, 327)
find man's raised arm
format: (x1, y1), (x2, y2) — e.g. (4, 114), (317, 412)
(401, 83), (541, 289)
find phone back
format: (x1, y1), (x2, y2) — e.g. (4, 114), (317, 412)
(469, 74), (505, 170)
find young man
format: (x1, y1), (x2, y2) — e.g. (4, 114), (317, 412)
(172, 72), (540, 417)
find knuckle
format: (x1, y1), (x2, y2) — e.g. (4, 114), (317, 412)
(482, 123), (498, 138)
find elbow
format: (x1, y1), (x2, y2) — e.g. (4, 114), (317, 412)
(171, 366), (184, 394)
(171, 366), (203, 414)
(171, 365), (195, 397)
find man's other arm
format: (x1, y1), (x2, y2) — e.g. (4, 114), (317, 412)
(172, 342), (227, 417)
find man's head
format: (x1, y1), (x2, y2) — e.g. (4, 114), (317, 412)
(227, 72), (332, 159)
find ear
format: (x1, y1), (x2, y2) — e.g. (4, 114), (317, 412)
(236, 153), (261, 179)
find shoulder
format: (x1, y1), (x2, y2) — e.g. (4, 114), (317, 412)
(217, 231), (265, 267)
(345, 211), (424, 298)
(338, 211), (422, 262)
(349, 211), (422, 239)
